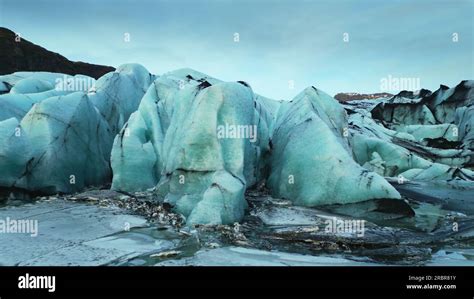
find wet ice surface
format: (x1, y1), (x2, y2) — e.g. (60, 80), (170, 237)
(428, 249), (474, 266)
(393, 179), (474, 215)
(1, 181), (472, 266)
(0, 199), (155, 265)
(155, 247), (375, 266)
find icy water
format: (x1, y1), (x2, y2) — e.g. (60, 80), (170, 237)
(0, 180), (473, 266)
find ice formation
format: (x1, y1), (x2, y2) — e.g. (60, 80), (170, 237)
(111, 70), (402, 224)
(111, 69), (275, 224)
(349, 81), (474, 182)
(0, 64), (154, 193)
(1, 66), (472, 225)
(266, 87), (400, 206)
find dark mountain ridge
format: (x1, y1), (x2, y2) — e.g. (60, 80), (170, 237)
(0, 27), (114, 79)
(334, 92), (393, 102)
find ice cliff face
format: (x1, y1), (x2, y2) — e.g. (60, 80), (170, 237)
(111, 69), (276, 224)
(110, 69), (401, 224)
(266, 87), (400, 206)
(0, 64), (154, 193)
(1, 65), (472, 225)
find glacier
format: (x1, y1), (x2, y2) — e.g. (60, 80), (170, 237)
(0, 64), (154, 193)
(111, 69), (402, 224)
(266, 87), (400, 206)
(352, 81), (474, 182)
(111, 69), (276, 224)
(1, 66), (473, 225)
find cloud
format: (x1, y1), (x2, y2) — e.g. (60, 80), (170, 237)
(1, 0), (472, 98)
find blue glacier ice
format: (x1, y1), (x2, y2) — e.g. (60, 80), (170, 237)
(111, 71), (404, 224)
(2, 66), (472, 225)
(111, 69), (274, 224)
(0, 64), (153, 193)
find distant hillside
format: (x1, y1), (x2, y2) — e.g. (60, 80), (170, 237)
(334, 92), (393, 102)
(0, 27), (114, 79)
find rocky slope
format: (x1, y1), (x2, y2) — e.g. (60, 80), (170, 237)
(334, 92), (393, 102)
(0, 27), (114, 79)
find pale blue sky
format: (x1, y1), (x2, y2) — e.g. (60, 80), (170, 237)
(1, 0), (473, 99)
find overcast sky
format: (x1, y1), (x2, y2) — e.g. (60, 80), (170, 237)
(1, 0), (473, 100)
